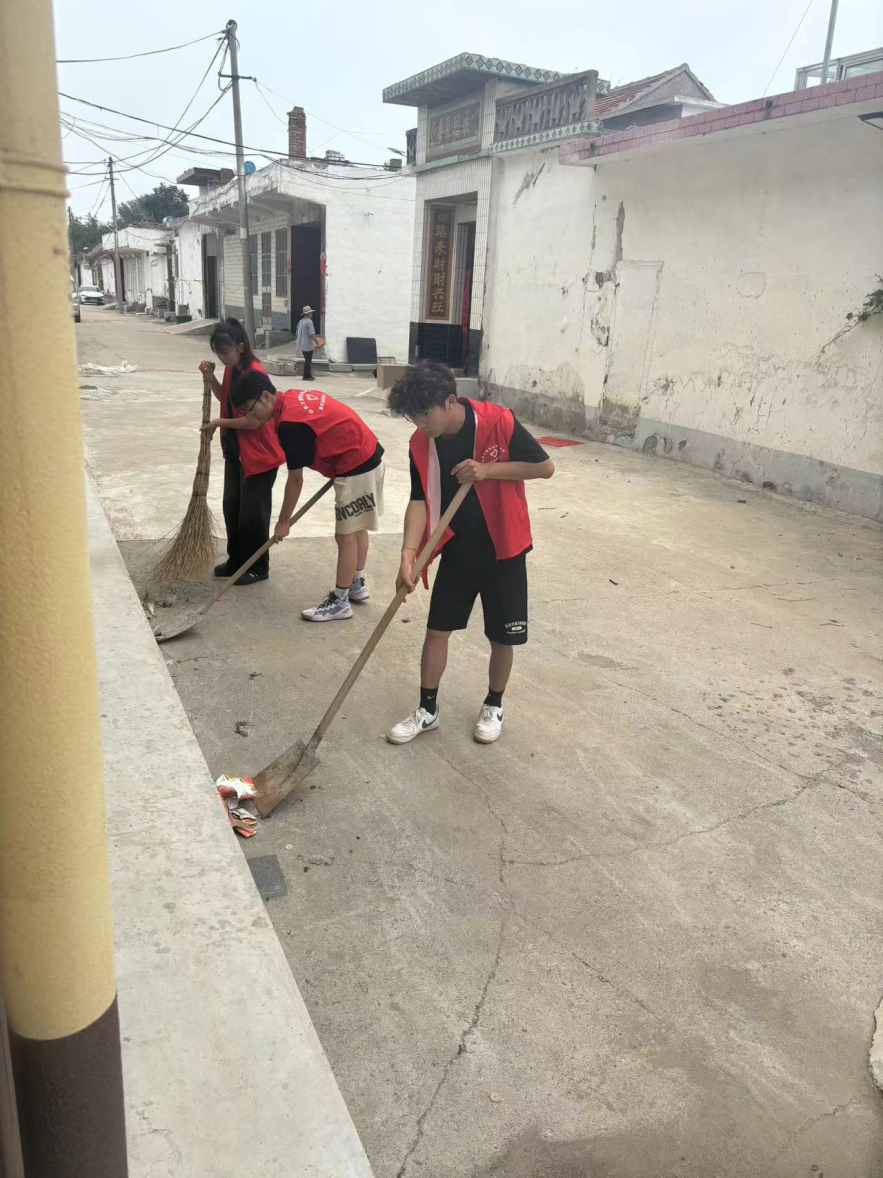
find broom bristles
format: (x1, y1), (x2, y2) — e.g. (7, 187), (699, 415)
(155, 495), (217, 584)
(153, 376), (219, 584)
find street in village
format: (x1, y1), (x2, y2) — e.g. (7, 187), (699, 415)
(78, 307), (883, 1176)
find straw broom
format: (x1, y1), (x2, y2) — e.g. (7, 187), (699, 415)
(154, 370), (217, 583)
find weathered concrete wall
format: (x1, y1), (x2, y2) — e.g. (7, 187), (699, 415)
(482, 113), (883, 520)
(481, 147), (601, 432)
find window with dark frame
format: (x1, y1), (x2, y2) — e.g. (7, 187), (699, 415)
(261, 231), (272, 289)
(275, 228), (288, 299)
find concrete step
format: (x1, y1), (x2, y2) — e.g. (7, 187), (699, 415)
(164, 317), (218, 336)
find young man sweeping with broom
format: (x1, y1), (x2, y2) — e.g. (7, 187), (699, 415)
(206, 371), (385, 621)
(386, 361), (554, 746)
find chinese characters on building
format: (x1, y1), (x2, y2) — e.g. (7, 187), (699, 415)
(427, 101), (481, 159)
(426, 205), (453, 320)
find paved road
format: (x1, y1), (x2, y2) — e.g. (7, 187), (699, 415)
(79, 309), (883, 1178)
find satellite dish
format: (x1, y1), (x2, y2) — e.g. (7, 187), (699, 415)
(244, 160), (256, 174)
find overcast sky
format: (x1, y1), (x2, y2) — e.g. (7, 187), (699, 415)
(57, 0), (882, 218)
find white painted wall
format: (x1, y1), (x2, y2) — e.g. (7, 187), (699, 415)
(481, 147), (598, 422)
(481, 113), (883, 509)
(587, 115), (883, 478)
(175, 221), (205, 316)
(323, 181), (414, 363)
(97, 228), (170, 307)
(98, 256), (115, 297)
(191, 162), (415, 360)
(149, 252), (167, 309)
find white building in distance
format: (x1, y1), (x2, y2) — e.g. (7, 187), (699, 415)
(176, 108), (415, 365)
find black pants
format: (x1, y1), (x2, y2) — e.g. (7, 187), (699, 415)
(302, 349), (313, 379)
(222, 454), (277, 575)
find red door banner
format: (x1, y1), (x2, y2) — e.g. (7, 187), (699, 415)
(426, 205), (453, 320)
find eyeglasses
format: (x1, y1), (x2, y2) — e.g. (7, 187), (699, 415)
(404, 406), (442, 426)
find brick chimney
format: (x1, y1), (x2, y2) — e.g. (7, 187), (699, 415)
(288, 107), (307, 159)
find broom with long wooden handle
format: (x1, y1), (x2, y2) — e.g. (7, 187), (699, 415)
(155, 370), (217, 584)
(254, 482), (473, 816)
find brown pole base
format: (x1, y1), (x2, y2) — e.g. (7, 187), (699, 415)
(10, 998), (128, 1178)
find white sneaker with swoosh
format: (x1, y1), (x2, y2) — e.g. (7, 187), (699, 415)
(387, 707), (440, 745)
(474, 704), (504, 744)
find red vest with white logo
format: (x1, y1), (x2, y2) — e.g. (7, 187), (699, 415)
(409, 399), (533, 578)
(220, 359), (285, 477)
(273, 389), (378, 478)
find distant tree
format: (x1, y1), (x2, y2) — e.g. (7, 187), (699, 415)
(117, 182), (189, 227)
(69, 213), (109, 254)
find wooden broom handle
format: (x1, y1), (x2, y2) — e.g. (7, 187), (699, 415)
(307, 482), (472, 750)
(206, 479), (335, 608)
(192, 372), (214, 492)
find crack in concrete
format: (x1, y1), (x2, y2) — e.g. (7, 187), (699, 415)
(531, 630), (820, 786)
(604, 676), (823, 783)
(769, 1097), (859, 1163)
(504, 754), (867, 870)
(616, 776), (825, 855)
(395, 914), (508, 1178)
(512, 906), (660, 1022)
(433, 750), (509, 885)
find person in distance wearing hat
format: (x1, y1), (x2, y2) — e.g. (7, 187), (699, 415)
(296, 305), (321, 381)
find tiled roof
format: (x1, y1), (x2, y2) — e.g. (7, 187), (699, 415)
(594, 63), (712, 117)
(560, 70), (883, 165)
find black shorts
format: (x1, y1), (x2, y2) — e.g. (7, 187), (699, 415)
(427, 537), (528, 646)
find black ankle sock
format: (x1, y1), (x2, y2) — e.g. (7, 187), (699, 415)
(420, 687), (438, 715)
(485, 688), (504, 710)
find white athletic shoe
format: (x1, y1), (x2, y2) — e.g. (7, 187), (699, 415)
(301, 591), (353, 622)
(350, 575), (370, 603)
(387, 706), (440, 745)
(474, 704), (504, 744)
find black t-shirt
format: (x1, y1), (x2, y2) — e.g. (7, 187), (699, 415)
(408, 401), (548, 552)
(277, 422), (384, 476)
(222, 366), (249, 459)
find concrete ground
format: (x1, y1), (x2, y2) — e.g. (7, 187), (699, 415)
(88, 480), (372, 1178)
(78, 308), (883, 1177)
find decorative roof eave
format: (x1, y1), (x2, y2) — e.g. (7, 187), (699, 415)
(490, 121), (602, 154)
(383, 52), (561, 107)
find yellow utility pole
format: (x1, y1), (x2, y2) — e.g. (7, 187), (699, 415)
(0, 1), (128, 1173)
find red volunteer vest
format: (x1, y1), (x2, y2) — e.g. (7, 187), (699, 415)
(410, 399), (533, 580)
(273, 389), (378, 478)
(220, 359), (285, 477)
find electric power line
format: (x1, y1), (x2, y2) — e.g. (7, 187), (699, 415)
(63, 40), (232, 184)
(762, 0), (817, 96)
(255, 80), (403, 141)
(253, 83), (373, 157)
(59, 92), (407, 178)
(85, 167), (110, 218)
(57, 29), (224, 65)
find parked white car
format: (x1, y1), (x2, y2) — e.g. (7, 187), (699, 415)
(78, 284), (104, 306)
